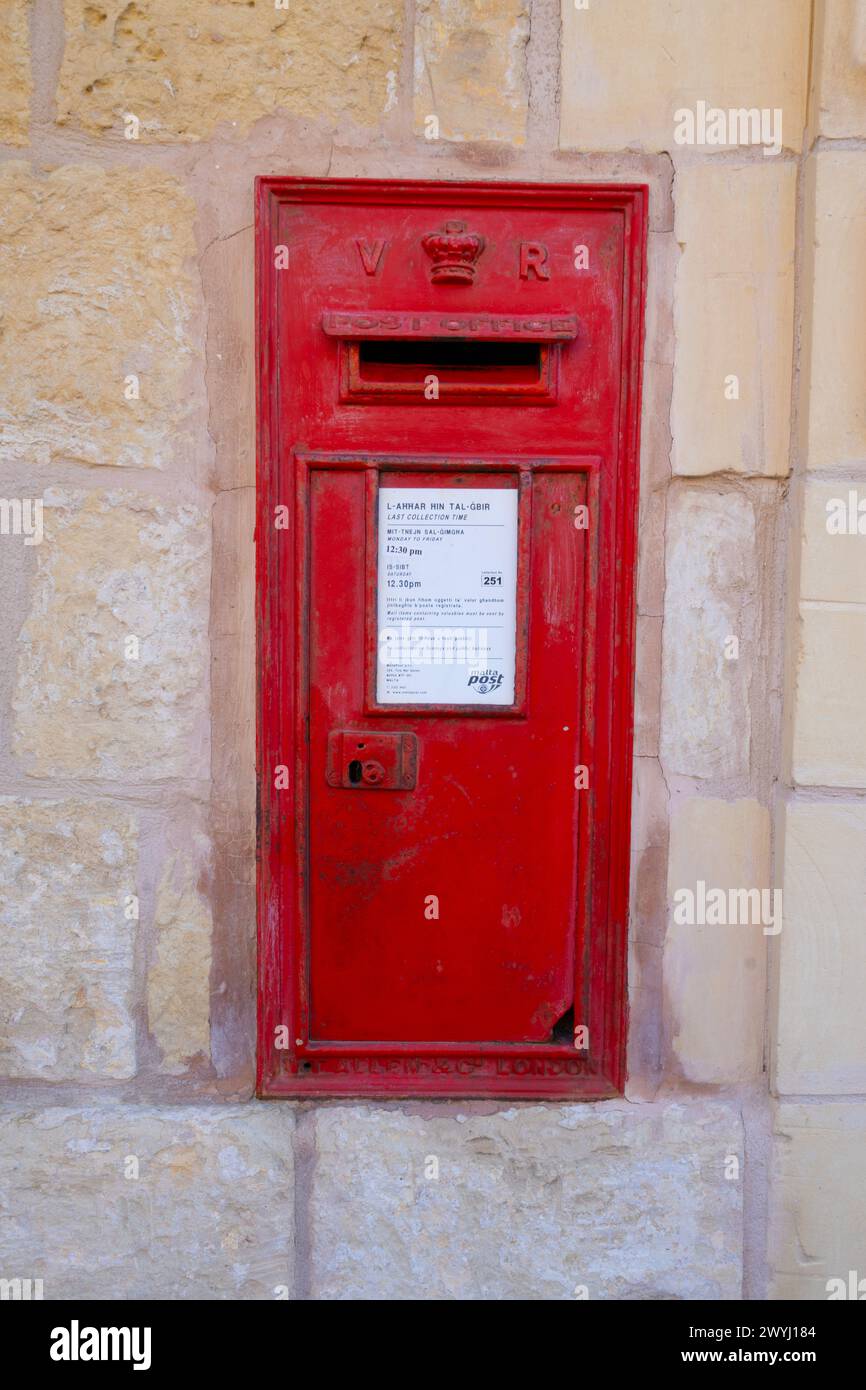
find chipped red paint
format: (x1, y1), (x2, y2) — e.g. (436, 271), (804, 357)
(256, 178), (647, 1098)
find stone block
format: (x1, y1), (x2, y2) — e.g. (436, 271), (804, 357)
(0, 799), (136, 1080)
(13, 491), (210, 781)
(311, 1101), (743, 1299)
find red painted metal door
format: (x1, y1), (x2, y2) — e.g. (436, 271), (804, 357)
(256, 178), (647, 1098)
(309, 466), (586, 1043)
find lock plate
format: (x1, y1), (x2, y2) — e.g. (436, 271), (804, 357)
(326, 730), (418, 790)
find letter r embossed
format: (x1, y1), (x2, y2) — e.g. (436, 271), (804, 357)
(519, 242), (550, 280)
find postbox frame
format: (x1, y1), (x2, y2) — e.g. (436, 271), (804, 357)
(256, 178), (647, 1099)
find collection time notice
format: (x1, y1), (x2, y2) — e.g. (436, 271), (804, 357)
(376, 485), (518, 705)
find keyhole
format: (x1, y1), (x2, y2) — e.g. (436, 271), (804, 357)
(348, 759), (363, 784)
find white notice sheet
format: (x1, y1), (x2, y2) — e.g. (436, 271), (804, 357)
(376, 486), (518, 705)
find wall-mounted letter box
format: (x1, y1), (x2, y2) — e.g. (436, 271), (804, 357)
(256, 178), (647, 1098)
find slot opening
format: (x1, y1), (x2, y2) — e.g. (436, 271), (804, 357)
(359, 339), (541, 372)
(342, 336), (557, 404)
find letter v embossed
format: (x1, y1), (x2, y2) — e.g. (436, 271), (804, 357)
(356, 238), (387, 275)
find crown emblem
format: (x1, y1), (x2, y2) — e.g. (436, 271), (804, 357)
(421, 220), (485, 285)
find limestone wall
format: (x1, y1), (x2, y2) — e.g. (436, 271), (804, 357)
(0, 0), (862, 1301)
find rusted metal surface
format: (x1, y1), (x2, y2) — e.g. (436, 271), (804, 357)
(256, 178), (647, 1098)
(325, 730), (418, 790)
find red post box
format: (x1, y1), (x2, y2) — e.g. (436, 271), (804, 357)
(256, 178), (647, 1098)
